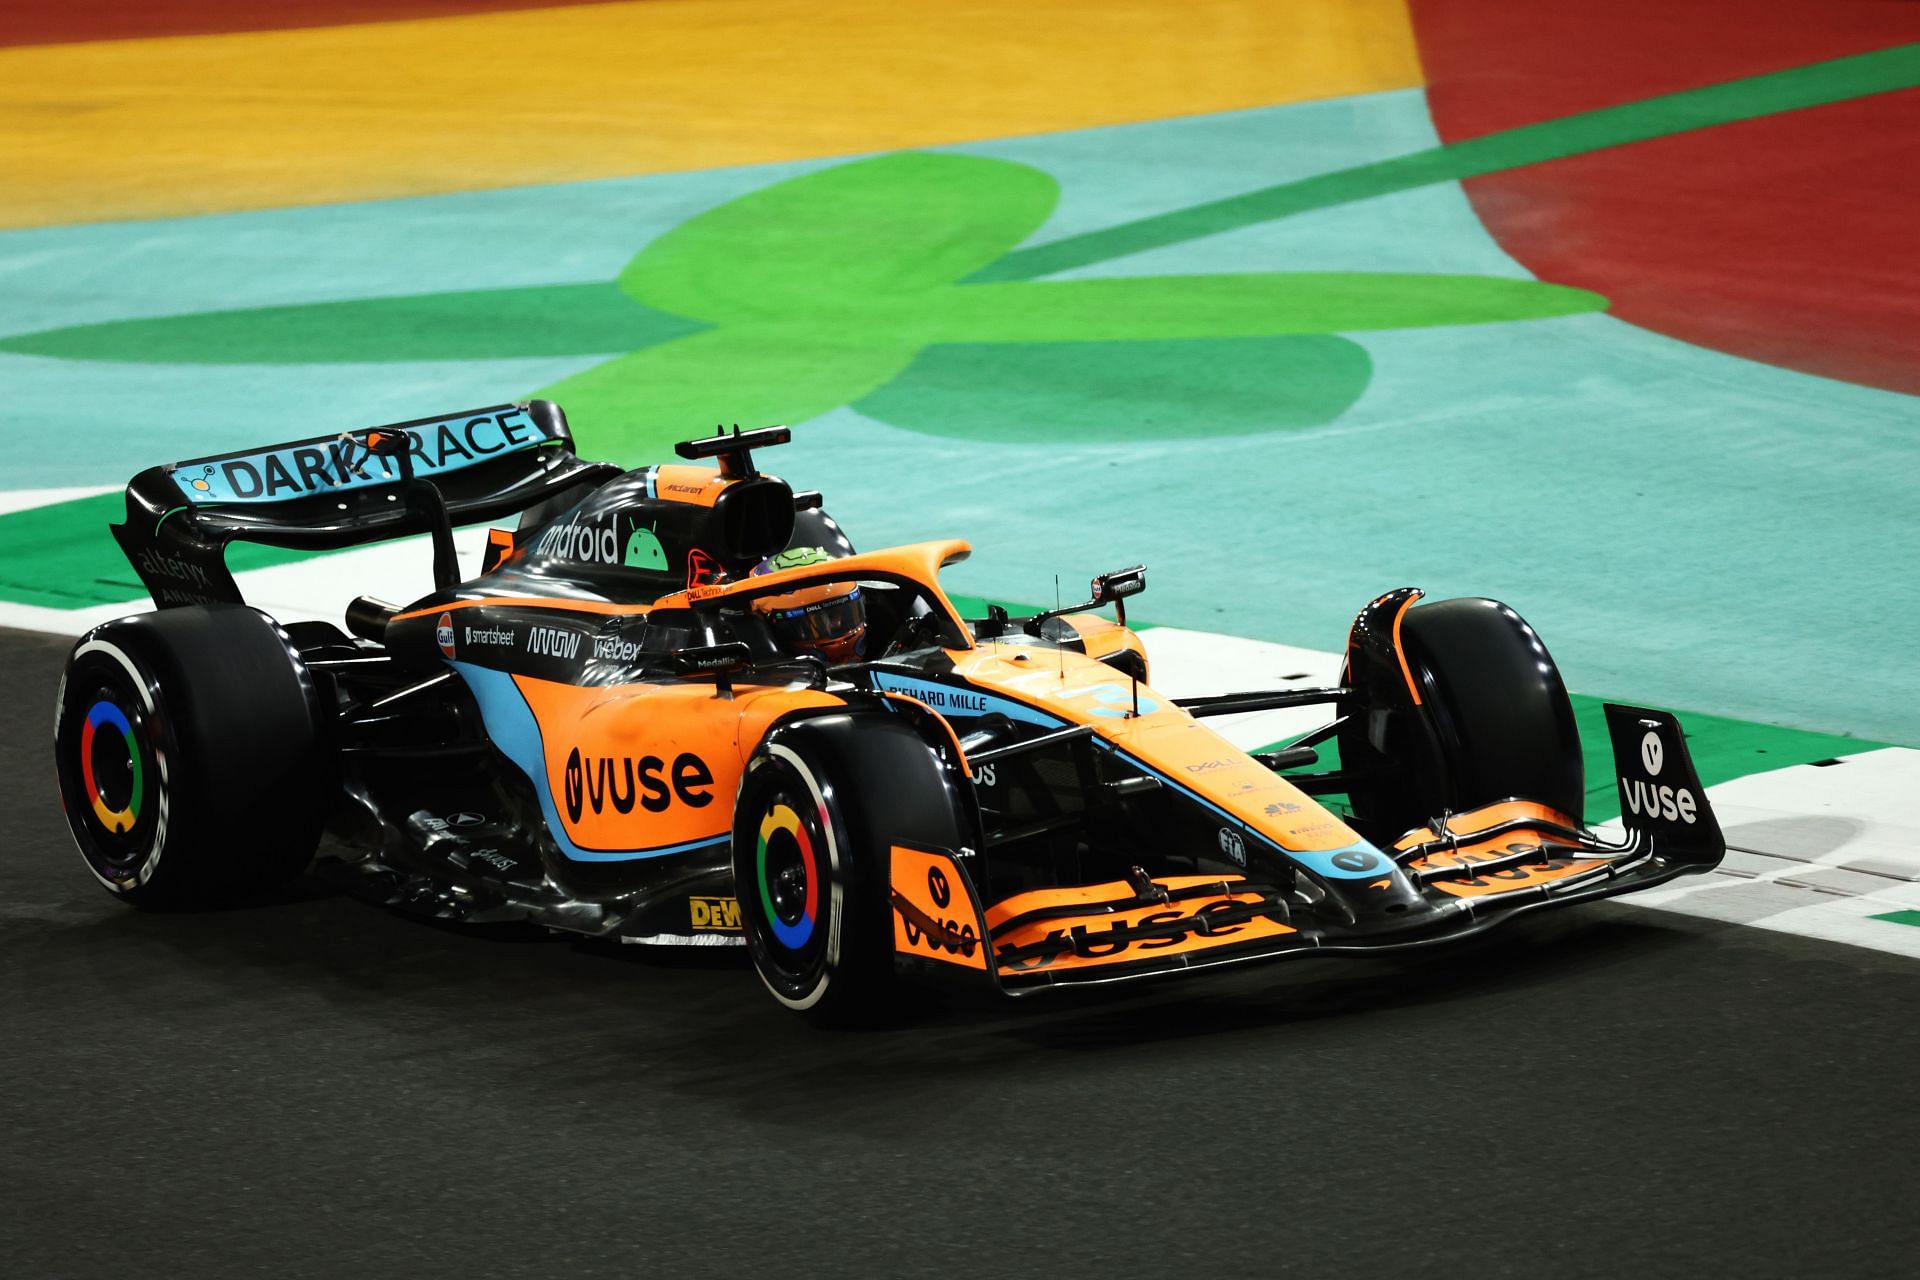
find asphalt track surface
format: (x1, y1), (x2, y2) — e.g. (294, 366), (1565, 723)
(4, 625), (1917, 1279)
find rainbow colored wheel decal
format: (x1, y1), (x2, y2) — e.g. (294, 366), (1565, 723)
(756, 801), (820, 949)
(78, 699), (143, 835)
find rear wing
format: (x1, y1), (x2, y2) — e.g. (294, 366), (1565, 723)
(111, 400), (620, 607)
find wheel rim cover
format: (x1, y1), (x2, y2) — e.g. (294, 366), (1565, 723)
(79, 698), (143, 835)
(756, 800), (820, 949)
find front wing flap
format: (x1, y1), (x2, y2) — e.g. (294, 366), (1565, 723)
(888, 849), (1308, 991)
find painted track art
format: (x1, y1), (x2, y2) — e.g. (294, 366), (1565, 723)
(1, 0), (1917, 749)
(3, 151), (1602, 449)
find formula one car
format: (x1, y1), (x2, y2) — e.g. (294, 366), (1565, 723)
(54, 401), (1726, 1020)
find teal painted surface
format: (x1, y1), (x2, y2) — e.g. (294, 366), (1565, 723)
(0, 91), (1914, 744)
(0, 162), (825, 485)
(4, 147), (1598, 460)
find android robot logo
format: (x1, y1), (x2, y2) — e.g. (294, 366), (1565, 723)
(623, 521), (668, 571)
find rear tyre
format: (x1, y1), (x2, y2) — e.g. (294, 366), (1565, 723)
(1343, 597), (1584, 839)
(53, 605), (334, 908)
(732, 714), (966, 1024)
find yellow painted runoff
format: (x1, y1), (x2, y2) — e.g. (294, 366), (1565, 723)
(0, 0), (1424, 228)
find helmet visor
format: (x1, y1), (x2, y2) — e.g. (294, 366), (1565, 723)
(769, 587), (862, 646)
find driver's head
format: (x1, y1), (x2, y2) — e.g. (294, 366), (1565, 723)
(751, 546), (867, 664)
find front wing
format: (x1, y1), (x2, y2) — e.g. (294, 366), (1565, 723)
(889, 837), (1713, 994)
(887, 702), (1726, 993)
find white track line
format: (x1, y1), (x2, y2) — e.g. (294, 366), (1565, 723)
(1598, 749), (1920, 960)
(0, 485), (115, 517)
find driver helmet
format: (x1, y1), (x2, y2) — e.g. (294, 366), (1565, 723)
(751, 546), (866, 664)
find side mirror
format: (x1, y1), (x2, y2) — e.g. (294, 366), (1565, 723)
(671, 641), (753, 695)
(670, 641), (753, 676)
(1090, 566), (1146, 606)
(1092, 565), (1145, 625)
(1024, 564), (1149, 637)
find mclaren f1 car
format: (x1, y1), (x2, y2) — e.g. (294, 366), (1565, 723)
(53, 401), (1726, 1020)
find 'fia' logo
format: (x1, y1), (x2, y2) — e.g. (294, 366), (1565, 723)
(1217, 827), (1246, 865)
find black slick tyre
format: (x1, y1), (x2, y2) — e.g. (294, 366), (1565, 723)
(1345, 597), (1584, 839)
(53, 604), (334, 908)
(731, 713), (966, 1025)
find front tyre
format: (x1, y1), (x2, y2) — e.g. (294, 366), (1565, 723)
(53, 605), (334, 908)
(734, 743), (876, 1017)
(1342, 596), (1584, 840)
(732, 713), (969, 1024)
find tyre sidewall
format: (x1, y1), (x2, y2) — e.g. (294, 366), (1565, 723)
(733, 711), (969, 1021)
(733, 741), (872, 1014)
(1400, 597), (1585, 822)
(54, 638), (177, 900)
(53, 607), (332, 907)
